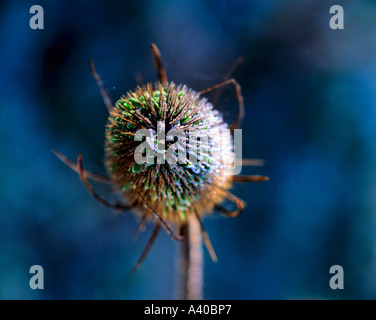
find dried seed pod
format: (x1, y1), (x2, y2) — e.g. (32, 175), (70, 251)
(54, 44), (268, 287)
(105, 82), (233, 227)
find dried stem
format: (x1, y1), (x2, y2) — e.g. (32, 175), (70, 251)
(180, 214), (203, 300)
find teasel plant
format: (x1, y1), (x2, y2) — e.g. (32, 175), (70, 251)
(53, 44), (268, 300)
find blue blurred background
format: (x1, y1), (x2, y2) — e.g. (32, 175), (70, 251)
(1, 0), (376, 299)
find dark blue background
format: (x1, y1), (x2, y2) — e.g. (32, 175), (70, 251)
(1, 0), (376, 299)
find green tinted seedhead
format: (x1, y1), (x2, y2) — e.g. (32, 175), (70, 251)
(54, 44), (268, 300)
(105, 82), (233, 227)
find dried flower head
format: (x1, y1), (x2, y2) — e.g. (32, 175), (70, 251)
(106, 83), (234, 227)
(53, 44), (268, 285)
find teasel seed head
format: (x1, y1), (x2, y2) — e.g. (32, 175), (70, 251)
(105, 82), (234, 227)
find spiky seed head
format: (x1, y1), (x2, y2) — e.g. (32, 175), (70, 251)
(105, 82), (233, 227)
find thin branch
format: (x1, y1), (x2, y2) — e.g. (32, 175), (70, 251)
(137, 192), (183, 241)
(132, 213), (148, 241)
(231, 175), (269, 183)
(199, 78), (244, 130)
(89, 58), (114, 114)
(77, 153), (130, 211)
(131, 223), (161, 275)
(210, 56), (244, 106)
(195, 213), (218, 263)
(215, 192), (245, 218)
(150, 43), (168, 86)
(52, 149), (110, 183)
(239, 158), (265, 166)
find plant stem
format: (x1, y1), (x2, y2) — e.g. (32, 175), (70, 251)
(180, 214), (203, 300)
